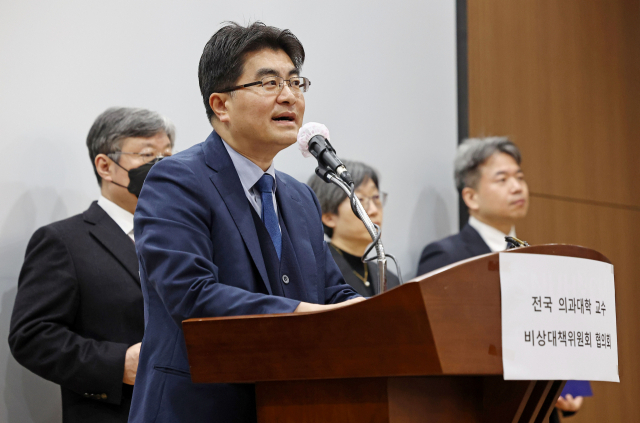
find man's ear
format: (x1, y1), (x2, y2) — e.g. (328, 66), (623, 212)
(95, 154), (113, 182)
(461, 187), (480, 213)
(321, 213), (338, 229)
(209, 93), (231, 123)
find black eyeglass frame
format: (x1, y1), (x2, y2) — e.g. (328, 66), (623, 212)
(218, 76), (311, 94)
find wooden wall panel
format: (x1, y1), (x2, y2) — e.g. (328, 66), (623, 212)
(467, 0), (640, 208)
(466, 0), (640, 421)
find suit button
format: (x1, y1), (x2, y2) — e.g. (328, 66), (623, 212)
(282, 275), (289, 284)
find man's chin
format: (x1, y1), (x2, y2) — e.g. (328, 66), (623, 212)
(509, 210), (529, 220)
(273, 131), (298, 147)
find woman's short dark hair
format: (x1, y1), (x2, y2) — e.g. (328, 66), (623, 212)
(198, 21), (305, 122)
(307, 160), (380, 238)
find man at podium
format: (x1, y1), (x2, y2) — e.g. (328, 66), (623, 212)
(127, 22), (362, 423)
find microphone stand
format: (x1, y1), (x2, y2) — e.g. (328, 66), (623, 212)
(323, 171), (388, 294)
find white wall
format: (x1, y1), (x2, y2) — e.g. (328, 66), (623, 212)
(0, 1), (458, 420)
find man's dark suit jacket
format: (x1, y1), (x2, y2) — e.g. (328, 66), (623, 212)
(416, 223), (491, 276)
(129, 131), (359, 423)
(8, 201), (144, 423)
(329, 246), (400, 296)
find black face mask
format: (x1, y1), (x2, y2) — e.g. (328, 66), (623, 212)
(111, 157), (162, 198)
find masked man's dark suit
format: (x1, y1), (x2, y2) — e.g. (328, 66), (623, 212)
(9, 202), (143, 422)
(128, 131), (359, 423)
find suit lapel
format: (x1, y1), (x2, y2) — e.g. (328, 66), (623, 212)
(84, 202), (140, 285)
(275, 173), (318, 297)
(203, 132), (272, 295)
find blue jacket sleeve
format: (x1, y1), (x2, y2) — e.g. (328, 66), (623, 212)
(135, 158), (301, 327)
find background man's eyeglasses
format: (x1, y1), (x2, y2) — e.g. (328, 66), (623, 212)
(357, 193), (388, 211)
(219, 76), (311, 95)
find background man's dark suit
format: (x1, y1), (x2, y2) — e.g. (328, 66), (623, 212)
(329, 247), (400, 296)
(416, 223), (491, 276)
(9, 201), (144, 423)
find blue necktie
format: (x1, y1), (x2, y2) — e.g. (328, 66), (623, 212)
(255, 174), (281, 259)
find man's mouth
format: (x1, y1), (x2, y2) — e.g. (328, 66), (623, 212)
(272, 112), (296, 122)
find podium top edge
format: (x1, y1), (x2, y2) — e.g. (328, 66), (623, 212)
(409, 243), (611, 283)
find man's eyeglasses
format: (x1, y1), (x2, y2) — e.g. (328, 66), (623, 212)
(219, 76), (311, 95)
(357, 193), (388, 211)
(109, 151), (173, 165)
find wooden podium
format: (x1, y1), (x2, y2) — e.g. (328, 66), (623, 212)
(183, 245), (609, 422)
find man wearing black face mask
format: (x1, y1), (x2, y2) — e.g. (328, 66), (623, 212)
(109, 156), (164, 198)
(9, 107), (174, 423)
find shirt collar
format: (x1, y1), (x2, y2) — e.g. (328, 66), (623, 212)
(221, 138), (277, 193)
(468, 216), (516, 252)
(97, 195), (134, 237)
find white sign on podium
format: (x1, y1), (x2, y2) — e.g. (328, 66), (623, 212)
(499, 252), (619, 382)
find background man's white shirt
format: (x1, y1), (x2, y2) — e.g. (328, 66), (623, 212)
(468, 216), (515, 252)
(97, 195), (135, 241)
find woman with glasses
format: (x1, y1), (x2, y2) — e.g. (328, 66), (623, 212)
(307, 160), (400, 296)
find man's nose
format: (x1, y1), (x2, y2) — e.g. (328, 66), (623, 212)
(510, 177), (524, 192)
(277, 83), (297, 104)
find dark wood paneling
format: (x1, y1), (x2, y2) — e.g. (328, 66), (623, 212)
(387, 377), (483, 422)
(255, 376), (560, 423)
(518, 196), (640, 421)
(466, 1), (640, 420)
(467, 0), (640, 208)
(256, 378), (390, 423)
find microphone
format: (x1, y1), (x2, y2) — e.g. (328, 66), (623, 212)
(297, 122), (354, 185)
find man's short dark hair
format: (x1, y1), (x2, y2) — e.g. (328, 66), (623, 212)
(86, 107), (175, 186)
(307, 160), (380, 238)
(454, 137), (522, 192)
(198, 21), (305, 122)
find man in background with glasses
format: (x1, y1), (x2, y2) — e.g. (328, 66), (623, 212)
(9, 107), (175, 423)
(129, 22), (363, 423)
(307, 160), (400, 296)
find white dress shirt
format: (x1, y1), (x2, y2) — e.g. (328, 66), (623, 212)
(468, 216), (516, 252)
(97, 195), (135, 241)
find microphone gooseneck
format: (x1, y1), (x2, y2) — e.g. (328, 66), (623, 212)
(298, 123), (403, 293)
